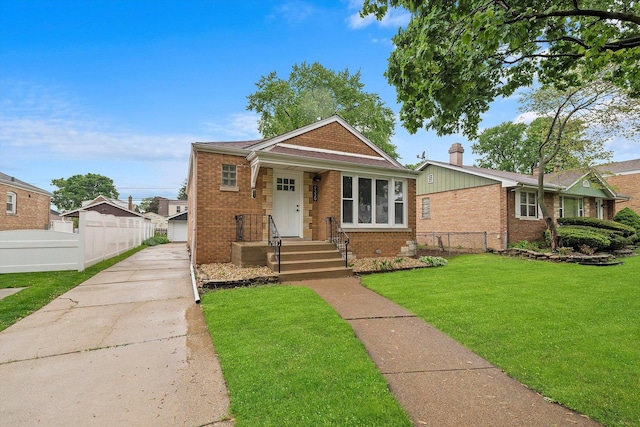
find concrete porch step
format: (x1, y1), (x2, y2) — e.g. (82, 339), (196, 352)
(278, 266), (353, 282)
(267, 240), (352, 281)
(270, 257), (347, 272)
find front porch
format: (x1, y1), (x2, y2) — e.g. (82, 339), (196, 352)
(233, 214), (352, 281)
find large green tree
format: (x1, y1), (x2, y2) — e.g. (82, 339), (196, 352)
(361, 0), (640, 138)
(521, 76), (638, 249)
(247, 61), (399, 159)
(472, 117), (600, 175)
(51, 173), (119, 211)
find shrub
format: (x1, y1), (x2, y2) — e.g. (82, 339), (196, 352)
(419, 256), (448, 267)
(509, 240), (547, 251)
(614, 207), (640, 233)
(557, 216), (636, 237)
(556, 226), (611, 251)
(143, 235), (169, 246)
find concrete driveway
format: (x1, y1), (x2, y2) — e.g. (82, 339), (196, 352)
(0, 243), (232, 427)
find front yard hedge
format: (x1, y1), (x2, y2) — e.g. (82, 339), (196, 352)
(555, 216), (638, 252)
(557, 216), (636, 237)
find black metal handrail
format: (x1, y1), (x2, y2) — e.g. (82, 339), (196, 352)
(235, 214), (266, 242)
(325, 216), (349, 268)
(267, 215), (282, 273)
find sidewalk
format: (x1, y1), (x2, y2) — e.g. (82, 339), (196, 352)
(0, 243), (232, 427)
(298, 277), (601, 427)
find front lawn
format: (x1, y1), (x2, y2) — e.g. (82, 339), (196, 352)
(363, 253), (640, 427)
(201, 285), (411, 427)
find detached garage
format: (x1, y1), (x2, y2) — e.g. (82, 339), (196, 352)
(167, 211), (187, 242)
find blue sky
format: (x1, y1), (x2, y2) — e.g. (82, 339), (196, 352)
(1, 1), (637, 206)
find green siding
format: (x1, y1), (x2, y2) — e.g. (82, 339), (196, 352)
(417, 165), (497, 195)
(565, 177), (611, 197)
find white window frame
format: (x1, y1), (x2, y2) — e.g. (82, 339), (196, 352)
(515, 189), (540, 220)
(421, 197), (430, 219)
(6, 192), (16, 214)
(341, 173), (407, 228)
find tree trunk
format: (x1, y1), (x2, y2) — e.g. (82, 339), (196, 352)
(536, 158), (559, 250)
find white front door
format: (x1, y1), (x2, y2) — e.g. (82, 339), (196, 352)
(595, 198), (604, 219)
(273, 171), (301, 237)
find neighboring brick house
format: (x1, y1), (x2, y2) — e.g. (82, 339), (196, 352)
(187, 115), (418, 265)
(597, 159), (640, 214)
(416, 144), (621, 250)
(1, 172), (52, 231)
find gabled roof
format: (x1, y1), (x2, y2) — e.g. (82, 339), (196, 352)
(62, 199), (145, 218)
(167, 211), (187, 221)
(0, 172), (52, 196)
(596, 158), (640, 175)
(192, 115), (409, 174)
(418, 159), (617, 196)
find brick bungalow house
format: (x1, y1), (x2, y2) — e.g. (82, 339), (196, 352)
(187, 115), (417, 279)
(416, 143), (621, 251)
(597, 158), (640, 214)
(1, 171), (52, 231)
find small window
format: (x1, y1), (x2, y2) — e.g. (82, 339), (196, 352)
(6, 192), (16, 214)
(176, 206), (181, 213)
(427, 174), (434, 184)
(516, 190), (538, 219)
(421, 197), (430, 219)
(222, 164), (237, 187)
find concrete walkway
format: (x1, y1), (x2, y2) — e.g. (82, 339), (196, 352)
(0, 243), (232, 427)
(298, 277), (601, 427)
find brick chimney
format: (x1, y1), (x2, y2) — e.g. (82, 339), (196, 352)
(448, 143), (464, 167)
(128, 195), (133, 211)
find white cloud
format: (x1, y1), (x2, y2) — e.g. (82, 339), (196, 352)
(272, 1), (314, 25)
(513, 111), (539, 124)
(347, 7), (410, 30)
(200, 112), (261, 141)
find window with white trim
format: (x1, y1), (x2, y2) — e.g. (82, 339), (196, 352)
(6, 192), (16, 214)
(560, 196), (584, 217)
(516, 190), (538, 219)
(421, 197), (430, 219)
(342, 174), (406, 227)
(221, 164), (237, 187)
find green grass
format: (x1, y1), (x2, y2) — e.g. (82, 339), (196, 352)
(362, 253), (640, 427)
(0, 245), (146, 331)
(201, 285), (412, 427)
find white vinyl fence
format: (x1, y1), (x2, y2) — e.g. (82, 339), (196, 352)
(0, 211), (154, 274)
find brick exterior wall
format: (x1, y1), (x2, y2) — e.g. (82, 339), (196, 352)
(1, 184), (51, 231)
(416, 184), (507, 250)
(605, 173), (640, 214)
(191, 151), (264, 264)
(286, 122), (381, 157)
(506, 191), (549, 245)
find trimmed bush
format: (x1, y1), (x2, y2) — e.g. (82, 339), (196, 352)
(614, 207), (640, 233)
(556, 226), (610, 251)
(557, 216), (636, 237)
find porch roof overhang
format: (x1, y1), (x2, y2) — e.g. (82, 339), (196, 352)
(246, 150), (418, 188)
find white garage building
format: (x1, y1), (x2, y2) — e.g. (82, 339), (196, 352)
(167, 211), (187, 242)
